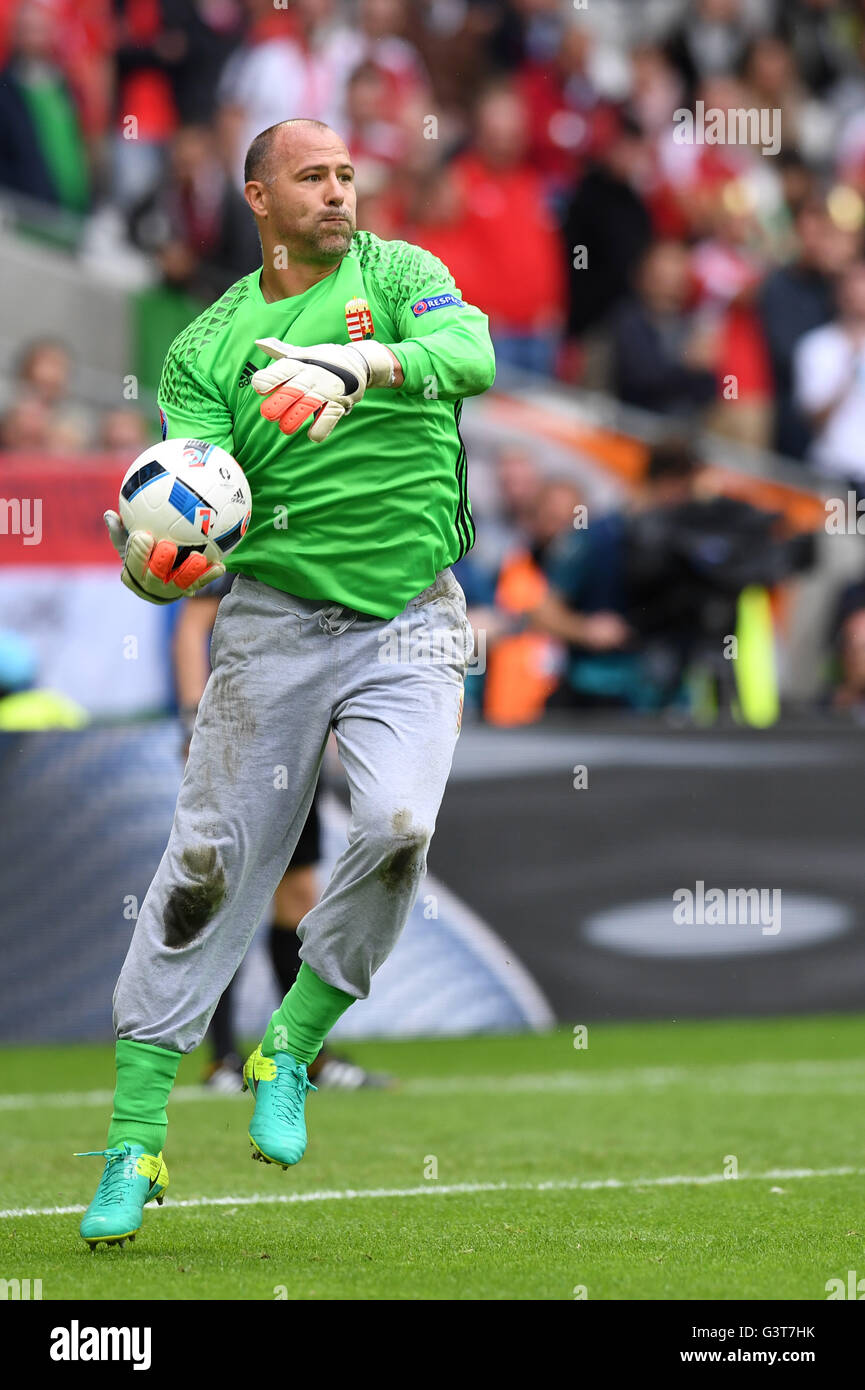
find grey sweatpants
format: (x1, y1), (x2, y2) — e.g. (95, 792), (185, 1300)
(113, 569), (471, 1053)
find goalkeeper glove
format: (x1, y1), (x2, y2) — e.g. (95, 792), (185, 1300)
(252, 336), (397, 442)
(103, 510), (225, 605)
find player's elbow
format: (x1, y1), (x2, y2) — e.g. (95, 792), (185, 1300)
(460, 344), (497, 397)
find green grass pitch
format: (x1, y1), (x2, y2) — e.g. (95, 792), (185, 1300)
(1, 1015), (863, 1300)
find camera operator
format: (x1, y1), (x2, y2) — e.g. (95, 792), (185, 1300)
(627, 469), (814, 718)
(529, 440), (698, 710)
(530, 439), (814, 714)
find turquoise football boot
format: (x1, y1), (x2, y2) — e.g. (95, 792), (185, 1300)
(76, 1142), (168, 1248)
(243, 1046), (317, 1169)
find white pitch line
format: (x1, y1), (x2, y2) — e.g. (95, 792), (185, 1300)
(1, 1165), (863, 1221)
(3, 1058), (865, 1111)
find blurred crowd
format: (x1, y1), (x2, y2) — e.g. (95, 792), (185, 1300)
(7, 0), (865, 721)
(3, 1), (865, 467)
(4, 0), (865, 467)
(0, 338), (149, 452)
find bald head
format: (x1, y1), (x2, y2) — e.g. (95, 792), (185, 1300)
(244, 119), (336, 185)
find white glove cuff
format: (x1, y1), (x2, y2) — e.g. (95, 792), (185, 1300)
(353, 340), (398, 388)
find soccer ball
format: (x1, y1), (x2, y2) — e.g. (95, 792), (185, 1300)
(118, 438), (252, 568)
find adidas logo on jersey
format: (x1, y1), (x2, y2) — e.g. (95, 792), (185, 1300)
(238, 360), (257, 388)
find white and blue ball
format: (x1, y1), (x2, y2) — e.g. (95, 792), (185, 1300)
(118, 438), (252, 568)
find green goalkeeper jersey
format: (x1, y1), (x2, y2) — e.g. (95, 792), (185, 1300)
(157, 230), (496, 619)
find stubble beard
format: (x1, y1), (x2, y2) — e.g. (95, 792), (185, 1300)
(279, 215), (355, 265)
(314, 218), (354, 259)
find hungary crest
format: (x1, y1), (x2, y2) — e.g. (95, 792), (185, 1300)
(345, 297), (375, 341)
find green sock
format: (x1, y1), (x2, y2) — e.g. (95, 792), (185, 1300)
(261, 962), (355, 1065)
(107, 1039), (182, 1153)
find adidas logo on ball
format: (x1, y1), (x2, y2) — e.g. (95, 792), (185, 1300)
(117, 438), (253, 561)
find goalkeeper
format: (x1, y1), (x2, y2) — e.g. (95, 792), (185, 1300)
(78, 118), (495, 1247)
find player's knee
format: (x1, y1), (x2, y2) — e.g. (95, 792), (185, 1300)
(359, 808), (431, 894)
(162, 843), (226, 949)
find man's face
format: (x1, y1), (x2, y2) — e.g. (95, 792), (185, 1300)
(475, 91), (527, 169)
(531, 482), (582, 545)
(640, 243), (690, 313)
(248, 129), (357, 264)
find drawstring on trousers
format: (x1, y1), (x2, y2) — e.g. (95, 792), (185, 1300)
(316, 605), (357, 636)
